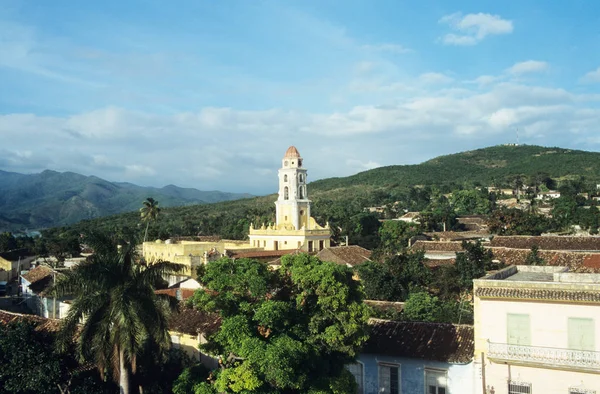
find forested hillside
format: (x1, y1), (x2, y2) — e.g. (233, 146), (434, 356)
(54, 145), (600, 243)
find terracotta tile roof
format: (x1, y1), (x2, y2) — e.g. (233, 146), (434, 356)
(0, 310), (61, 332)
(284, 146), (301, 158)
(584, 255), (600, 269)
(490, 236), (600, 251)
(412, 241), (465, 252)
(168, 306), (221, 336)
(21, 265), (58, 293)
(424, 232), (491, 241)
(316, 246), (372, 267)
(363, 319), (474, 364)
(490, 247), (600, 273)
(475, 287), (600, 303)
(424, 258), (456, 268)
(155, 288), (196, 301)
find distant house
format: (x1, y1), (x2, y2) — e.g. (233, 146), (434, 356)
(168, 306), (221, 369)
(351, 319), (475, 394)
(0, 249), (34, 282)
(316, 245), (372, 268)
(396, 212), (420, 224)
(20, 265), (70, 319)
(536, 190), (561, 200)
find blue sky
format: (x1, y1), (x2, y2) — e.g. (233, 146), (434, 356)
(2, 0), (600, 194)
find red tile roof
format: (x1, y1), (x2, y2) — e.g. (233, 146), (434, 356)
(0, 310), (61, 332)
(364, 319), (474, 364)
(155, 288), (196, 301)
(490, 236), (600, 251)
(412, 241), (465, 252)
(316, 246), (372, 267)
(168, 306), (221, 336)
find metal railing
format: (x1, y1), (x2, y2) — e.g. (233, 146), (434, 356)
(488, 341), (600, 370)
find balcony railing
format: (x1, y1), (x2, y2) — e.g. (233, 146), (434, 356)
(488, 341), (600, 371)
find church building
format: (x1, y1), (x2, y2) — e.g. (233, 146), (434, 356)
(248, 146), (331, 252)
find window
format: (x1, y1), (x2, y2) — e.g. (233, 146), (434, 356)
(425, 369), (447, 394)
(346, 363), (364, 394)
(171, 335), (180, 349)
(378, 363), (400, 394)
(319, 240), (324, 250)
(299, 173), (304, 183)
(508, 381), (531, 394)
(284, 174), (288, 182)
(568, 318), (595, 351)
(308, 241), (313, 252)
(284, 187), (289, 200)
(299, 187), (304, 199)
(507, 314), (531, 346)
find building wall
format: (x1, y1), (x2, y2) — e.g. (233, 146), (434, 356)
(475, 298), (600, 354)
(482, 362), (600, 394)
(358, 353), (474, 394)
(170, 331), (219, 370)
(142, 240), (259, 277)
(474, 275), (600, 394)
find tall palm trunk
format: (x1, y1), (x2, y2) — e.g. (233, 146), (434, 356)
(120, 349), (130, 394)
(143, 221), (150, 243)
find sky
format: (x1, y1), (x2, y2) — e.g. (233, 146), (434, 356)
(2, 0), (600, 194)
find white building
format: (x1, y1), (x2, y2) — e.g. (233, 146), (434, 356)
(473, 265), (600, 394)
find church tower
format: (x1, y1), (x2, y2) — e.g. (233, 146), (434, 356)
(276, 146), (311, 230)
(248, 146), (331, 252)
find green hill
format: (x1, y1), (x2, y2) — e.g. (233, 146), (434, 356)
(57, 144), (600, 241)
(310, 144), (600, 192)
(0, 170), (252, 232)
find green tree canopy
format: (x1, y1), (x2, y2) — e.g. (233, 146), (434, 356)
(455, 240), (494, 290)
(186, 254), (370, 393)
(356, 250), (430, 301)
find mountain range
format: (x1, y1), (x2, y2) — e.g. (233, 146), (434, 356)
(3, 144), (600, 233)
(0, 170), (252, 232)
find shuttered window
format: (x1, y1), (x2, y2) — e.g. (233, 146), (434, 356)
(425, 369), (447, 394)
(378, 363), (400, 394)
(568, 318), (595, 351)
(507, 313), (531, 346)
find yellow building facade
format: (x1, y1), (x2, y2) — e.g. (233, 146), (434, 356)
(473, 265), (600, 394)
(248, 146), (331, 252)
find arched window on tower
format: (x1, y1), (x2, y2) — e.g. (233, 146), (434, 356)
(298, 187), (304, 199)
(284, 174), (288, 182)
(298, 174), (304, 183)
(284, 187), (289, 200)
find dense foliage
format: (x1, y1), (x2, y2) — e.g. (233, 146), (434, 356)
(0, 321), (116, 394)
(183, 254), (370, 393)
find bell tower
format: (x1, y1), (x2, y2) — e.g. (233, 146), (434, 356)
(276, 146), (311, 230)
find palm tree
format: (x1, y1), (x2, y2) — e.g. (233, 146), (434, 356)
(51, 232), (185, 394)
(140, 198), (161, 243)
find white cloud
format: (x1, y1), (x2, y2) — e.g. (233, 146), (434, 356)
(507, 60), (549, 75)
(361, 43), (411, 54)
(580, 67), (600, 84)
(419, 72), (454, 84)
(439, 12), (513, 45)
(2, 80), (600, 194)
